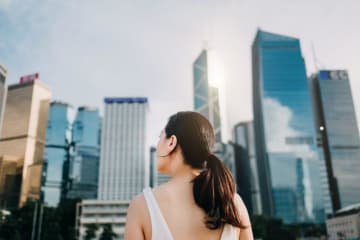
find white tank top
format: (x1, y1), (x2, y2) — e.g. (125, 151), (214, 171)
(143, 187), (238, 240)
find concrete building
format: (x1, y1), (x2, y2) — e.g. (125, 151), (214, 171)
(98, 97), (148, 201)
(76, 199), (129, 240)
(326, 203), (360, 240)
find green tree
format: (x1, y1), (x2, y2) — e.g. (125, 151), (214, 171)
(12, 201), (37, 239)
(0, 214), (21, 240)
(57, 198), (81, 240)
(84, 223), (99, 240)
(251, 215), (295, 240)
(40, 207), (63, 240)
(99, 224), (118, 240)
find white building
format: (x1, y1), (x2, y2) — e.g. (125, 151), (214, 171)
(76, 199), (129, 240)
(326, 203), (360, 240)
(98, 97), (148, 201)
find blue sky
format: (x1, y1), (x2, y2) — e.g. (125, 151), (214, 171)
(1, 0), (359, 146)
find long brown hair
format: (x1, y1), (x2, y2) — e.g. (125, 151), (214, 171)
(164, 111), (243, 229)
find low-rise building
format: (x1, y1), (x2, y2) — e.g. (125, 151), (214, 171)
(76, 199), (130, 240)
(326, 203), (360, 240)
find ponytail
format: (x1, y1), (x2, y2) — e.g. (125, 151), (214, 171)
(192, 154), (243, 229)
(164, 112), (246, 229)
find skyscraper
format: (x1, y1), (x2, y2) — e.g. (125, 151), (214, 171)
(0, 64), (7, 133)
(68, 106), (101, 199)
(98, 97), (148, 200)
(41, 101), (71, 206)
(234, 122), (262, 215)
(193, 49), (222, 142)
(309, 70), (360, 210)
(0, 74), (51, 207)
(252, 30), (323, 222)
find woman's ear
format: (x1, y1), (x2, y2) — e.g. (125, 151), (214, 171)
(168, 135), (178, 151)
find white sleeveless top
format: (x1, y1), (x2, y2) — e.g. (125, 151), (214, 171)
(143, 187), (238, 240)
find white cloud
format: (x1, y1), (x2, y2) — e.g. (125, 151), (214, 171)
(263, 97), (316, 159)
(263, 97), (318, 217)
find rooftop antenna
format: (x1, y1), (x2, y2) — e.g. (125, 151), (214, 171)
(311, 42), (319, 72)
(311, 42), (326, 70)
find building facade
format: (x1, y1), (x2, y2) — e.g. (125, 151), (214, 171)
(98, 97), (148, 201)
(0, 75), (51, 208)
(41, 101), (71, 206)
(252, 30), (323, 222)
(230, 143), (253, 215)
(193, 49), (222, 142)
(76, 199), (129, 240)
(68, 106), (101, 199)
(233, 122), (262, 215)
(326, 203), (360, 240)
(309, 70), (360, 212)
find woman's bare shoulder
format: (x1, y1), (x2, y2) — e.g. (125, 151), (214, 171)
(125, 192), (152, 237)
(233, 193), (251, 226)
(128, 192), (147, 215)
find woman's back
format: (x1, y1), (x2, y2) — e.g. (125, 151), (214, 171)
(124, 112), (253, 240)
(142, 182), (239, 240)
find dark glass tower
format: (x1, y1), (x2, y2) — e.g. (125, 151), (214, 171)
(309, 70), (360, 210)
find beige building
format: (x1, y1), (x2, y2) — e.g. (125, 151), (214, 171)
(326, 203), (360, 240)
(0, 76), (51, 208)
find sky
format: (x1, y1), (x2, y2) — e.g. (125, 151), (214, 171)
(1, 0), (360, 147)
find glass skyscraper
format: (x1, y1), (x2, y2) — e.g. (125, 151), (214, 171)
(68, 106), (100, 199)
(193, 50), (222, 142)
(42, 101), (71, 206)
(252, 30), (323, 223)
(309, 70), (360, 210)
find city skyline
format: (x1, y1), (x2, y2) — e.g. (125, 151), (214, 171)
(1, 0), (360, 148)
(1, 1), (360, 238)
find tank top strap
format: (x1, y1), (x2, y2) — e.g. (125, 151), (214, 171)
(143, 187), (174, 240)
(221, 224), (239, 239)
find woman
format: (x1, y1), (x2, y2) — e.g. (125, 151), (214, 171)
(125, 111), (253, 240)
